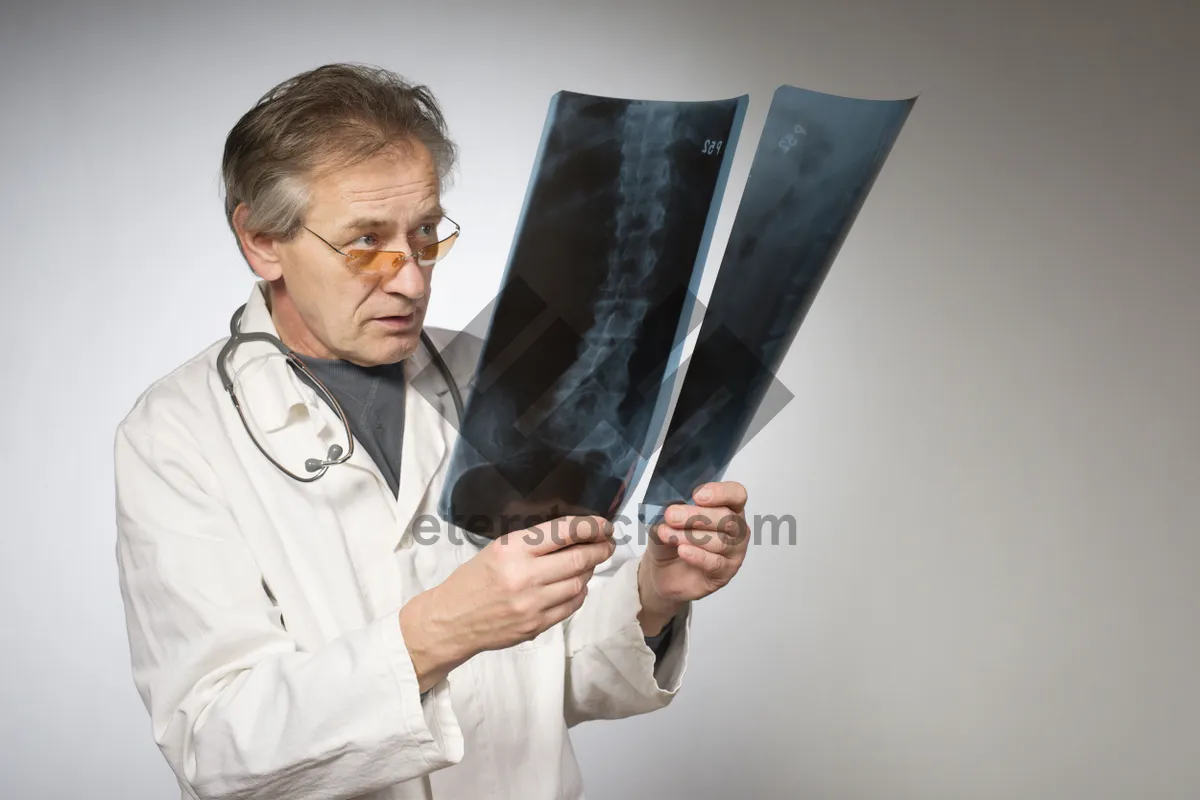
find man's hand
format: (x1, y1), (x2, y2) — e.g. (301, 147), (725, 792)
(637, 481), (750, 637)
(400, 515), (616, 692)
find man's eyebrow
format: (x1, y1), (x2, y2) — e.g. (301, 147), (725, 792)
(339, 216), (395, 234)
(337, 207), (446, 234)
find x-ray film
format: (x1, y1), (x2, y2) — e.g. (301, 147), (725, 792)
(438, 90), (748, 538)
(640, 85), (915, 525)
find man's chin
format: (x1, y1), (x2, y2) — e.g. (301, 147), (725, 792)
(376, 329), (422, 365)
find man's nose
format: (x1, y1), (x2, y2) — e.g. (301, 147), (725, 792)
(380, 251), (427, 300)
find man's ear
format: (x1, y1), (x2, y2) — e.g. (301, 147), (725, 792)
(232, 203), (284, 281)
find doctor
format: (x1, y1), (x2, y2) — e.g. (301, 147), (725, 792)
(115, 63), (751, 800)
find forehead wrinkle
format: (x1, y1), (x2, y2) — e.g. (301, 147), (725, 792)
(340, 190), (442, 225)
(342, 178), (433, 204)
(306, 141), (437, 217)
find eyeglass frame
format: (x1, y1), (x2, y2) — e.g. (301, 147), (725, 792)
(303, 214), (461, 272)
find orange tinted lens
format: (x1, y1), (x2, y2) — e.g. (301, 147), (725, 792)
(417, 232), (458, 267)
(345, 250), (401, 273)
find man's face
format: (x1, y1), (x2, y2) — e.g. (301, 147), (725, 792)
(263, 141), (442, 366)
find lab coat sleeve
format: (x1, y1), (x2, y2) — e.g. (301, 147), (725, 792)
(560, 531), (692, 728)
(114, 424), (464, 800)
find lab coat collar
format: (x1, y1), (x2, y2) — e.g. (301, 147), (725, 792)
(230, 281), (321, 434)
(394, 343), (448, 539)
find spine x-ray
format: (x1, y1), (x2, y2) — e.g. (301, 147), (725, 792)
(640, 85), (915, 525)
(437, 90), (748, 538)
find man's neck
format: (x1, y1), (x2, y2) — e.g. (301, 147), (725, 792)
(265, 281), (338, 360)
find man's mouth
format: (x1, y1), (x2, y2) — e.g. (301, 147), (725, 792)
(374, 312), (417, 329)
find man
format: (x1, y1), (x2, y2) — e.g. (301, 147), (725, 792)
(115, 63), (751, 800)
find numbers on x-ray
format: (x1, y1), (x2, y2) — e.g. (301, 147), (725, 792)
(779, 123), (807, 155)
(701, 139), (724, 156)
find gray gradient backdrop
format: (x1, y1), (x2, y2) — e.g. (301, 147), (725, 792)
(1, 1), (1197, 798)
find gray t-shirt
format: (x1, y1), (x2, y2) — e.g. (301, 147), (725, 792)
(297, 355), (407, 497)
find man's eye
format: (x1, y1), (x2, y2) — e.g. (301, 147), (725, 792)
(417, 223), (436, 238)
(351, 234), (379, 249)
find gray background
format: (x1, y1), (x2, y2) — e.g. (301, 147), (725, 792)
(1, 0), (1197, 797)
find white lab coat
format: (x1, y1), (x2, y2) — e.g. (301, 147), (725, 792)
(114, 281), (691, 800)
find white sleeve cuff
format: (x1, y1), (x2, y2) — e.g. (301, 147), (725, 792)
(381, 614), (464, 772)
(570, 557), (692, 697)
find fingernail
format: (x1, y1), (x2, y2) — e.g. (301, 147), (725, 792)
(668, 507), (686, 525)
(696, 486), (712, 502)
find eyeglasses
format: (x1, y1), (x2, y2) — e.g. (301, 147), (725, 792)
(304, 215), (461, 274)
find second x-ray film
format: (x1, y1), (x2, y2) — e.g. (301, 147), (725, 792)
(438, 90), (748, 537)
(640, 85), (915, 525)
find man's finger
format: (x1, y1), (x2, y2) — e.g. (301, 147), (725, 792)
(540, 582), (591, 629)
(648, 521), (681, 549)
(522, 515), (612, 555)
(663, 504), (747, 539)
(656, 522), (736, 555)
(692, 481), (748, 513)
(676, 542), (729, 578)
(538, 567), (596, 608)
(537, 539), (615, 584)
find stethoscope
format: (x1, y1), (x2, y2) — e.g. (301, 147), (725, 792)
(218, 304), (465, 483)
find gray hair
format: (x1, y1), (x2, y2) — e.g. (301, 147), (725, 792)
(221, 63), (458, 252)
